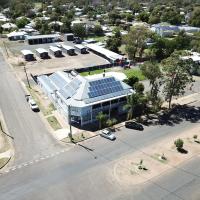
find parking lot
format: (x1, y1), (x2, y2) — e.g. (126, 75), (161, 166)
(4, 39), (110, 78)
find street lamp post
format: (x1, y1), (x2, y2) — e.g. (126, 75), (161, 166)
(68, 105), (73, 141)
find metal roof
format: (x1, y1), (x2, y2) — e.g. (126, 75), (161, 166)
(61, 44), (75, 50)
(21, 49), (34, 55)
(38, 71), (133, 108)
(49, 46), (61, 52)
(86, 44), (123, 61)
(35, 48), (48, 54)
(74, 44), (86, 50)
(26, 34), (60, 40)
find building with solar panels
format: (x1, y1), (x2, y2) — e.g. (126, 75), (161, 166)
(37, 71), (134, 126)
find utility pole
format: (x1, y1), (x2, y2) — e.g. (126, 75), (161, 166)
(24, 66), (31, 88)
(68, 105), (73, 141)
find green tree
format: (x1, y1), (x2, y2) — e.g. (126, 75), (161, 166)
(129, 2), (141, 13)
(123, 76), (139, 87)
(108, 10), (121, 25)
(61, 17), (72, 33)
(140, 61), (162, 108)
(10, 0), (34, 18)
(174, 138), (184, 151)
(40, 22), (51, 35)
(124, 93), (147, 120)
(72, 24), (86, 39)
(189, 7), (200, 27)
(162, 52), (193, 109)
(161, 8), (183, 25)
(93, 25), (104, 36)
(106, 118), (117, 129)
(106, 29), (122, 53)
(124, 26), (152, 60)
(134, 82), (144, 95)
(16, 17), (29, 28)
(137, 11), (150, 23)
(96, 112), (107, 129)
(175, 31), (191, 50)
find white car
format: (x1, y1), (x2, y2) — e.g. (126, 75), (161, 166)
(26, 95), (39, 111)
(100, 129), (116, 140)
(29, 99), (39, 111)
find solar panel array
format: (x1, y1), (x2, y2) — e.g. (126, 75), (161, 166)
(49, 73), (67, 89)
(88, 77), (124, 98)
(49, 72), (82, 100)
(59, 78), (81, 99)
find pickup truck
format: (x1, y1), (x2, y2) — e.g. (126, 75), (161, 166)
(25, 95), (39, 111)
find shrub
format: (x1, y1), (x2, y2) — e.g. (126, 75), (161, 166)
(174, 138), (184, 150)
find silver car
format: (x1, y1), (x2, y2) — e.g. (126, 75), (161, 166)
(100, 129), (116, 140)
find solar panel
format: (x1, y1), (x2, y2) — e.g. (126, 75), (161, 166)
(88, 77), (124, 99)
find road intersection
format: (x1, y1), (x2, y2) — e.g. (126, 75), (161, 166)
(0, 51), (199, 200)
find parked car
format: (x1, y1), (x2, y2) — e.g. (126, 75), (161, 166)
(100, 129), (116, 140)
(25, 95), (39, 111)
(125, 121), (144, 131)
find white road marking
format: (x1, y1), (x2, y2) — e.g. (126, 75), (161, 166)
(1, 147), (70, 175)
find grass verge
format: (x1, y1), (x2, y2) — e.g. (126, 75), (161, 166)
(0, 157), (10, 169)
(27, 87), (55, 116)
(62, 132), (93, 143)
(47, 116), (62, 131)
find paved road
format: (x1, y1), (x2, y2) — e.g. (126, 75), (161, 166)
(0, 116), (199, 200)
(0, 48), (199, 199)
(0, 51), (63, 165)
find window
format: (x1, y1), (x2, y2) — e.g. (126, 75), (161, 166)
(111, 99), (118, 104)
(119, 97), (127, 102)
(102, 101), (110, 107)
(92, 104), (101, 109)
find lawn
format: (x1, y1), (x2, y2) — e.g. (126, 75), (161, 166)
(124, 69), (146, 81)
(47, 116), (62, 131)
(0, 157), (10, 169)
(80, 68), (146, 81)
(87, 36), (106, 42)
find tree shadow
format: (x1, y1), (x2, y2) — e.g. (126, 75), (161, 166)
(144, 104), (200, 127)
(177, 148), (188, 154)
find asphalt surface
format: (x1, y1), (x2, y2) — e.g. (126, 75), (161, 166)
(0, 48), (199, 199)
(0, 50), (63, 165)
(0, 116), (199, 200)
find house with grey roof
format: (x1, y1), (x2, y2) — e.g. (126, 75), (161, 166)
(37, 71), (133, 126)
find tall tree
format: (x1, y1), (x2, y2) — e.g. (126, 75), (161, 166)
(72, 24), (86, 39)
(124, 26), (152, 60)
(140, 61), (163, 110)
(162, 52), (193, 109)
(124, 93), (147, 120)
(189, 7), (200, 27)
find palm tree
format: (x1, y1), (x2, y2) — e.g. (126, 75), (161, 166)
(123, 94), (138, 120)
(96, 112), (107, 129)
(106, 118), (117, 130)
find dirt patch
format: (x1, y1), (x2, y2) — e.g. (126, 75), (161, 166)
(111, 125), (200, 187)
